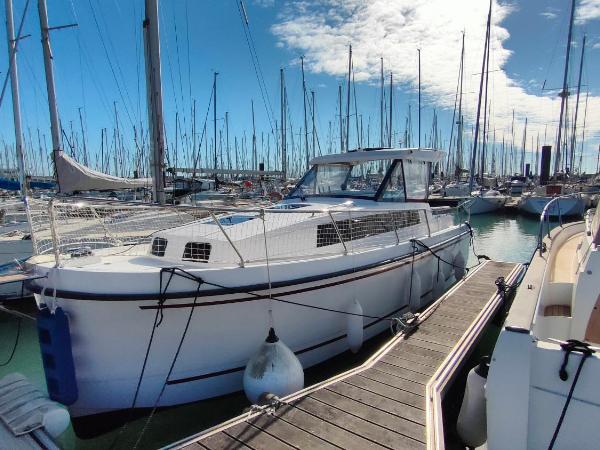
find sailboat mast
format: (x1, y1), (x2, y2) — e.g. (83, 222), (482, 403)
(457, 32), (465, 176)
(380, 57), (384, 147)
(143, 0), (166, 203)
(5, 0), (26, 195)
(554, 0), (576, 175)
(212, 72), (218, 183)
(346, 45), (352, 151)
(569, 34), (585, 172)
(417, 49), (421, 148)
(37, 0), (62, 190)
(301, 56), (309, 166)
(469, 0), (491, 192)
(280, 68), (286, 180)
(338, 84), (343, 152)
(388, 72), (393, 147)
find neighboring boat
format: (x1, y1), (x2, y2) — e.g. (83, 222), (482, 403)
(518, 185), (585, 217)
(444, 181), (472, 198)
(486, 202), (600, 449)
(25, 148), (471, 420)
(507, 175), (528, 196)
(462, 189), (507, 215)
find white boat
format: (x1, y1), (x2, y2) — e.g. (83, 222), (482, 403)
(443, 181), (471, 198)
(487, 203), (600, 449)
(508, 176), (528, 195)
(462, 189), (507, 215)
(25, 148), (470, 420)
(518, 185), (585, 217)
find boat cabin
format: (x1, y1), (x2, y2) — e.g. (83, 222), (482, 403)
(287, 148), (443, 203)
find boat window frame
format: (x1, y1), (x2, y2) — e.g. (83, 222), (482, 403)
(374, 160), (406, 202)
(286, 158), (430, 202)
(286, 163), (383, 201)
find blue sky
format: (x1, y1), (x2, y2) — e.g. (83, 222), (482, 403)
(0, 0), (599, 177)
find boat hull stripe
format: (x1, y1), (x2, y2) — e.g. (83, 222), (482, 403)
(26, 230), (469, 304)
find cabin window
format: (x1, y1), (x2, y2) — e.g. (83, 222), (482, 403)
(288, 162), (384, 199)
(151, 237), (168, 257)
(183, 242), (211, 262)
(379, 161), (406, 202)
(403, 160), (430, 200)
(316, 211), (420, 247)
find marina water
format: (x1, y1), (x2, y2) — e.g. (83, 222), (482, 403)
(0, 211), (552, 449)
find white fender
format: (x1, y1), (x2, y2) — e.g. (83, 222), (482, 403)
(457, 359), (488, 447)
(243, 328), (304, 404)
(346, 299), (364, 353)
(409, 268), (422, 310)
(453, 252), (466, 280)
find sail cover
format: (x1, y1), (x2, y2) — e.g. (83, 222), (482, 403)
(55, 151), (151, 192)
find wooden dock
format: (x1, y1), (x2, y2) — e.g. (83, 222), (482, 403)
(168, 260), (524, 450)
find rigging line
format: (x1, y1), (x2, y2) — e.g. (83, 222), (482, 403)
(0, 0), (30, 111)
(161, 7), (181, 126)
(234, 1), (277, 144)
(171, 4), (187, 134)
(87, 0), (137, 129)
(191, 89), (214, 174)
(185, 0), (193, 101)
(0, 317), (21, 367)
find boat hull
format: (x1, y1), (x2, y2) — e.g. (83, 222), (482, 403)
(518, 196), (585, 217)
(29, 226), (470, 418)
(466, 195), (506, 215)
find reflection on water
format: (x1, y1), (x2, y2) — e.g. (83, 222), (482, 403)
(0, 210), (569, 449)
(464, 211), (543, 266)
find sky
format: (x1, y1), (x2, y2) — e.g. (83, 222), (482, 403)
(0, 0), (599, 178)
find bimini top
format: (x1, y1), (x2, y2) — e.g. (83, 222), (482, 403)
(310, 147), (445, 165)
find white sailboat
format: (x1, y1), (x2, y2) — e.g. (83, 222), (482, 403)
(463, 189), (507, 215)
(487, 202), (600, 449)
(25, 148), (470, 420)
(518, 184), (585, 217)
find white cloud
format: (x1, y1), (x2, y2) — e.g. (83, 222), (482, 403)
(253, 0), (275, 7)
(576, 0), (600, 23)
(271, 0), (600, 163)
(540, 11), (558, 20)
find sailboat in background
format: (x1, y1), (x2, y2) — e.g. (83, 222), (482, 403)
(462, 0), (507, 215)
(518, 0), (585, 217)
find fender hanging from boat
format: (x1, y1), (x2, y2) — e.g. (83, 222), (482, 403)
(37, 307), (78, 406)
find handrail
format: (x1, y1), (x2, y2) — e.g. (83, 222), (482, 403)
(35, 195), (442, 216)
(537, 193), (581, 256)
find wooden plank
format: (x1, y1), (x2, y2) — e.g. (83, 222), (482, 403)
(309, 389), (426, 444)
(405, 328), (455, 348)
(200, 432), (252, 450)
(326, 381), (426, 426)
(248, 413), (338, 450)
(362, 367), (426, 396)
(224, 421), (296, 450)
(414, 323), (467, 342)
(381, 354), (437, 376)
(388, 342), (447, 364)
(371, 361), (429, 385)
(403, 336), (453, 354)
(344, 375), (425, 409)
(272, 404), (385, 450)
(419, 314), (471, 332)
(294, 396), (425, 449)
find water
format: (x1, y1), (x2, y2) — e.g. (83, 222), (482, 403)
(0, 212), (553, 449)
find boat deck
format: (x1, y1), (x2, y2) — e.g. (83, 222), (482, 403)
(169, 260), (524, 450)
